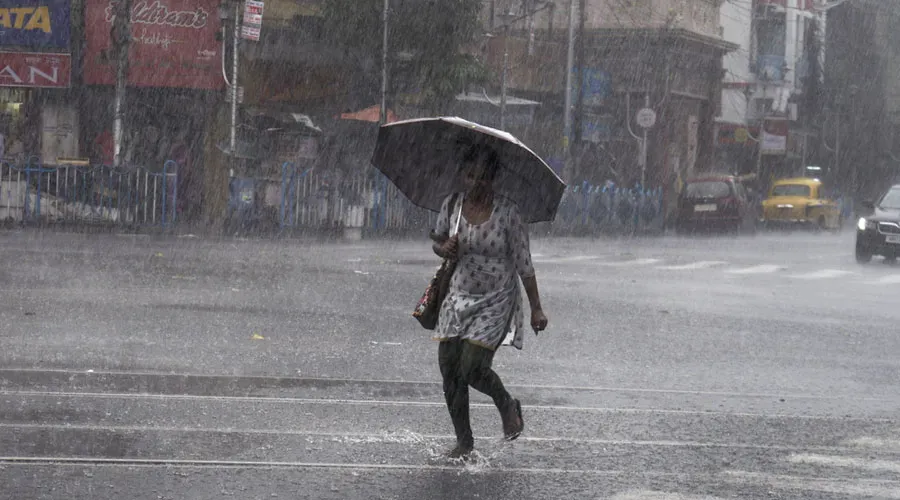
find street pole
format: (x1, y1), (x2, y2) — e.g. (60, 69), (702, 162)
(835, 109), (841, 181)
(112, 0), (132, 168)
(380, 0), (389, 125)
(500, 24), (508, 130)
(756, 122), (764, 180)
(562, 0), (576, 182)
(230, 0), (240, 170)
(641, 93), (649, 187)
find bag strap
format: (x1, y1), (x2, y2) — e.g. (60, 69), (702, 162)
(451, 192), (463, 236)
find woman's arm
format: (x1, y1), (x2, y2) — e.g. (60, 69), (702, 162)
(521, 275), (542, 312)
(433, 235), (458, 259)
(508, 204), (548, 332)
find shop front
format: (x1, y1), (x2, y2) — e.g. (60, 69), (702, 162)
(715, 123), (759, 176)
(0, 0), (75, 165)
(80, 0), (224, 221)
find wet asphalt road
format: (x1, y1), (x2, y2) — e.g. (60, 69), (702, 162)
(2, 229), (900, 499)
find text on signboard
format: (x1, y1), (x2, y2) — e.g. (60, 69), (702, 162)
(0, 7), (53, 33)
(104, 0), (209, 29)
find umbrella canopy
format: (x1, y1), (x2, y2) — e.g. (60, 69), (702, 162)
(371, 116), (566, 223)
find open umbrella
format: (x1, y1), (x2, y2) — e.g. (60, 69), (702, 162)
(371, 116), (566, 223)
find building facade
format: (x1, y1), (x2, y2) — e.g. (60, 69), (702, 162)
(717, 0), (826, 186)
(824, 0), (900, 199)
(481, 0), (735, 219)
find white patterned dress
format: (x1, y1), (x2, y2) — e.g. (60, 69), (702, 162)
(433, 193), (536, 350)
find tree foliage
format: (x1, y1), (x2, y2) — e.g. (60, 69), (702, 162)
(322, 0), (487, 113)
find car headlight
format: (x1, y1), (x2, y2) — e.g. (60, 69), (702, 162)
(858, 218), (875, 231)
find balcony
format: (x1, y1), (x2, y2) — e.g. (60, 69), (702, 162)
(757, 55), (787, 82)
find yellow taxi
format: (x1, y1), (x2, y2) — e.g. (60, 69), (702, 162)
(761, 177), (841, 230)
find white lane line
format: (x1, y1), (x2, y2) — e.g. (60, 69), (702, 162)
(787, 269), (854, 280)
(8, 458), (900, 493)
(1, 390), (893, 421)
(533, 255), (603, 264)
(0, 423), (874, 453)
(656, 261), (728, 271)
(846, 437), (900, 451)
(789, 453), (900, 474)
(723, 470), (900, 498)
(867, 275), (900, 285)
(725, 264), (786, 275)
(2, 368), (893, 403)
(597, 258), (661, 267)
(611, 492), (726, 500)
(0, 456), (629, 475)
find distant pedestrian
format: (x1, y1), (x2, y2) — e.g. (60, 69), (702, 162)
(431, 146), (548, 459)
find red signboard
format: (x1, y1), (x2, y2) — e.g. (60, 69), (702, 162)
(0, 51), (71, 88)
(83, 0), (223, 89)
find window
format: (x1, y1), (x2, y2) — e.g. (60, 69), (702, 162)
(685, 181), (732, 199)
(879, 188), (900, 209)
(771, 184), (811, 197)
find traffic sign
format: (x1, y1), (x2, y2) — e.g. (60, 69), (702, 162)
(636, 108), (656, 129)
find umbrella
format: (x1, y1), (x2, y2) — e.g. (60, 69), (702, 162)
(371, 116), (566, 223)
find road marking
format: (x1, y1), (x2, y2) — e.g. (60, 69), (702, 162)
(656, 261), (728, 271)
(597, 258), (661, 267)
(789, 453), (900, 474)
(1, 390), (892, 421)
(7, 457), (900, 495)
(533, 255), (603, 264)
(611, 492), (726, 500)
(725, 264), (786, 275)
(0, 423), (874, 453)
(723, 470), (900, 498)
(788, 269), (854, 280)
(1, 368), (893, 404)
(868, 275), (900, 285)
(0, 456), (630, 475)
(846, 437), (900, 451)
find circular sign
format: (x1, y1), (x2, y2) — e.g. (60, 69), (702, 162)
(734, 127), (749, 143)
(636, 108), (657, 129)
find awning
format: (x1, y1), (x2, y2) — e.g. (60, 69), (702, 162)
(245, 107), (323, 135)
(338, 105), (399, 124)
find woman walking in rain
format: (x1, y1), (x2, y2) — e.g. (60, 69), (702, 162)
(431, 146), (549, 459)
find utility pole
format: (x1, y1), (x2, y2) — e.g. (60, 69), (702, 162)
(380, 0), (389, 125)
(111, 0), (132, 168)
(573, 0), (585, 148)
(500, 23), (509, 130)
(562, 0), (576, 183)
(641, 93), (649, 187)
(229, 0), (240, 167)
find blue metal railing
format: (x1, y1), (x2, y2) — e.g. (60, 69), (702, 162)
(0, 158), (178, 227)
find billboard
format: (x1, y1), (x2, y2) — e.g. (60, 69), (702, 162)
(0, 51), (71, 88)
(83, 0), (223, 89)
(0, 0), (71, 49)
(761, 118), (789, 155)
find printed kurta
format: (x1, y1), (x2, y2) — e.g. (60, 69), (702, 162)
(433, 193), (535, 350)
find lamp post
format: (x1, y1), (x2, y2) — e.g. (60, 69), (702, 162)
(493, 4), (555, 131)
(562, 0), (576, 183)
(496, 11), (515, 130)
(111, 0), (133, 169)
(380, 0), (389, 125)
(219, 0), (242, 173)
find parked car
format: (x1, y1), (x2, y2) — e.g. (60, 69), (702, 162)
(760, 177), (841, 230)
(855, 184), (900, 263)
(674, 175), (756, 234)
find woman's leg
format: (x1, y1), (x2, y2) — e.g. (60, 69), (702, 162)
(459, 341), (523, 439)
(438, 338), (473, 453)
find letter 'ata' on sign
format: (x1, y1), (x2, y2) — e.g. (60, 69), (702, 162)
(0, 7), (53, 33)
